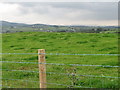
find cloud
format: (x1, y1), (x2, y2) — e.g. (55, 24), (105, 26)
(0, 2), (118, 26)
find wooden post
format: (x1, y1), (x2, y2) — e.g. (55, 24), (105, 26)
(38, 49), (46, 88)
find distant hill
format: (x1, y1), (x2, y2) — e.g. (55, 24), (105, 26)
(1, 21), (118, 33)
(1, 21), (29, 27)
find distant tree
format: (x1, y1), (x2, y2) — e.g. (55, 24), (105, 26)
(96, 28), (103, 33)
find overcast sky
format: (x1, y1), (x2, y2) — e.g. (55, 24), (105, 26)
(0, 2), (118, 26)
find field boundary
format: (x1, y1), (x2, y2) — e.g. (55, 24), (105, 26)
(1, 49), (119, 88)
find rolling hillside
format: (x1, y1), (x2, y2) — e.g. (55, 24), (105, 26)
(1, 21), (118, 33)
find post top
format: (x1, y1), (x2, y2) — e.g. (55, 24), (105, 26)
(38, 49), (45, 53)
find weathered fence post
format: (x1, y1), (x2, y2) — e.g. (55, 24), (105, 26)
(38, 49), (47, 88)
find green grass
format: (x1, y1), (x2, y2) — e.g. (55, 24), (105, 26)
(2, 32), (119, 88)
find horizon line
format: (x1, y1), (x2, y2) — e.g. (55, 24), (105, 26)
(1, 20), (118, 27)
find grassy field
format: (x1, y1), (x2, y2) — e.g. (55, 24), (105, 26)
(2, 32), (119, 88)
